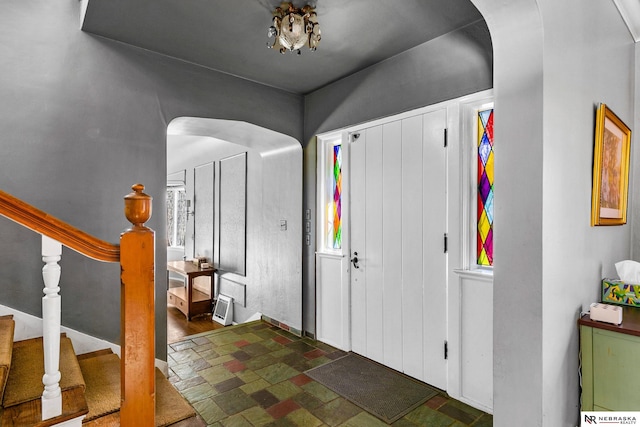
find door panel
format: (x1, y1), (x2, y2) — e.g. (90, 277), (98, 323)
(364, 126), (384, 364)
(422, 109), (447, 390)
(381, 121), (403, 371)
(350, 131), (367, 356)
(401, 115), (425, 380)
(350, 109), (447, 389)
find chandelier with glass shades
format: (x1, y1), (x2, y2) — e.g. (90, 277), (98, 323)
(267, 2), (321, 54)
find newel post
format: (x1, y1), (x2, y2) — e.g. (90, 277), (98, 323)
(120, 184), (155, 426)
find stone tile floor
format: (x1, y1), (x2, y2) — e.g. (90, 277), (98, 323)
(167, 321), (493, 426)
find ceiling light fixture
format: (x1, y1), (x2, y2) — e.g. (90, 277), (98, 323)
(267, 2), (321, 55)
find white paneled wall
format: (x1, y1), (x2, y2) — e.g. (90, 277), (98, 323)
(448, 270), (493, 412)
(315, 253), (350, 349)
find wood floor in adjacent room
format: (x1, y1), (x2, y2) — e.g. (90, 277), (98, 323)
(167, 305), (224, 344)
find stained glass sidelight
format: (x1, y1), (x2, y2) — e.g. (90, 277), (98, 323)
(477, 108), (494, 266)
(327, 144), (342, 249)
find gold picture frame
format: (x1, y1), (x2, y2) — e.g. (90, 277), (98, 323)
(591, 103), (632, 226)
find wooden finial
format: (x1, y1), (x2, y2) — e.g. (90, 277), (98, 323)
(124, 184), (152, 227)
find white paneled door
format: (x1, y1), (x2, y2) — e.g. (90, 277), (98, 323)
(349, 109), (447, 390)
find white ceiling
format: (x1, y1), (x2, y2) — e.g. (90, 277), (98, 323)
(81, 0), (486, 95)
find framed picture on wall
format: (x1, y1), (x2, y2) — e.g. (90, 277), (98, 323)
(591, 103), (632, 226)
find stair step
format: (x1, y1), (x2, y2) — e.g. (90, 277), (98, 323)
(3, 335), (85, 408)
(76, 349), (115, 361)
(78, 353), (120, 421)
(79, 352), (202, 426)
(0, 328), (202, 426)
(0, 387), (88, 427)
(1, 334), (89, 426)
(0, 316), (15, 403)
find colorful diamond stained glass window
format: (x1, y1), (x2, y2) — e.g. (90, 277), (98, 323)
(477, 109), (494, 266)
(327, 144), (342, 249)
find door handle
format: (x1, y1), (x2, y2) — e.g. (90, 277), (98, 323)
(351, 252), (359, 269)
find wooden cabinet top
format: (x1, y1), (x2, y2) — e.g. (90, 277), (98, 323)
(167, 260), (216, 275)
(579, 306), (640, 337)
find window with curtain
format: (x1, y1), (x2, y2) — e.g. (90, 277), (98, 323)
(166, 187), (187, 247)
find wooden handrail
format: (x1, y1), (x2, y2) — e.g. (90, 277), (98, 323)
(0, 189), (120, 262)
(0, 184), (156, 425)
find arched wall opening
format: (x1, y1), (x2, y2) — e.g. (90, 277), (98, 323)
(461, 2), (637, 425)
(468, 1), (544, 425)
(297, 1), (544, 422)
(166, 117), (304, 333)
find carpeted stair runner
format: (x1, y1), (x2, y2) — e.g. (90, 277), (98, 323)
(0, 318), (200, 426)
(0, 327), (89, 426)
(79, 351), (197, 426)
(0, 316), (15, 400)
(77, 352), (121, 421)
(4, 334), (85, 408)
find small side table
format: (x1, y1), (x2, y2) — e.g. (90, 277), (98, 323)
(167, 261), (216, 320)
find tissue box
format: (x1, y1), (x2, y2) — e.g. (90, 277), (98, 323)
(602, 279), (640, 307)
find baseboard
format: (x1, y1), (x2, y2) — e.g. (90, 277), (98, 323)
(451, 392), (494, 415)
(0, 304), (169, 375)
(244, 312), (262, 323)
(261, 314), (302, 337)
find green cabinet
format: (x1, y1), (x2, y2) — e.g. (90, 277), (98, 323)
(580, 309), (640, 411)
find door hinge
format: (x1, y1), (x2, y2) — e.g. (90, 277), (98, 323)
(351, 133), (360, 142)
(444, 128), (448, 147)
(444, 341), (448, 360)
(444, 233), (448, 253)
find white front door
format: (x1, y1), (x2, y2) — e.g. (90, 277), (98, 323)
(349, 109), (447, 389)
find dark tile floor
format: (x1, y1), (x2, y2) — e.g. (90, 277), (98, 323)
(167, 321), (493, 426)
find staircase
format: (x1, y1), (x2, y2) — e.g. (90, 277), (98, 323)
(0, 184), (206, 426)
(0, 315), (205, 426)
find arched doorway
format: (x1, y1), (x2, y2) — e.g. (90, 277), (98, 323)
(165, 117), (304, 338)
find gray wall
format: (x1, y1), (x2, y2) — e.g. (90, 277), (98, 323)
(632, 43), (640, 261)
(301, 20), (493, 335)
(0, 0), (303, 360)
(539, 1), (634, 424)
(303, 20), (493, 140)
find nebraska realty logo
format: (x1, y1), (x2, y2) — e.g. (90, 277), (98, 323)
(581, 412), (640, 426)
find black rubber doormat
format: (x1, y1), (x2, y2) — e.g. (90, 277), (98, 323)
(305, 353), (439, 423)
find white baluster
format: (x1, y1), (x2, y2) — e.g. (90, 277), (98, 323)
(41, 235), (62, 420)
